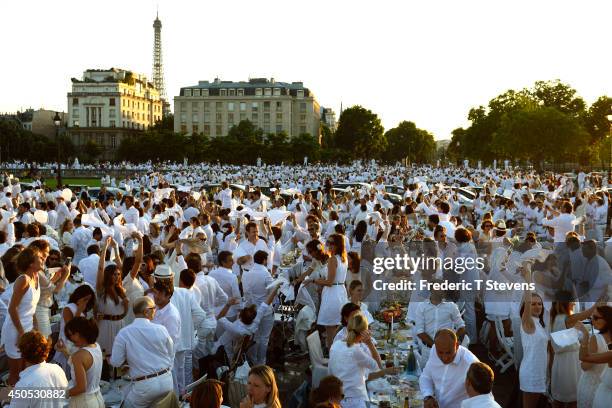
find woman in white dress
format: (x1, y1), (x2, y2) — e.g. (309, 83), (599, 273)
(59, 317), (105, 408)
(54, 284), (96, 371)
(550, 296), (597, 408)
(315, 233), (349, 350)
(519, 264), (549, 408)
(577, 306), (612, 408)
(30, 239), (70, 340)
(575, 319), (612, 408)
(95, 237), (128, 357)
(1, 247), (42, 386)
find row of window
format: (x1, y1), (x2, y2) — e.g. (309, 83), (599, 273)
(184, 88), (305, 98)
(179, 101), (308, 113)
(72, 98), (161, 112)
(180, 112), (308, 123)
(180, 123), (308, 136)
(72, 120), (150, 130)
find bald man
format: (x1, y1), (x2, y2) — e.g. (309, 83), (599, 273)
(420, 329), (479, 408)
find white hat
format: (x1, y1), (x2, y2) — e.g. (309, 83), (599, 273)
(153, 264), (174, 279)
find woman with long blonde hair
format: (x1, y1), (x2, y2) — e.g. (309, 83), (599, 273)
(328, 312), (397, 407)
(240, 365), (281, 408)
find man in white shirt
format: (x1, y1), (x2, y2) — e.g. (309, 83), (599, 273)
(218, 181), (233, 209)
(110, 297), (174, 408)
(55, 196), (71, 227)
(173, 269), (215, 394)
(415, 289), (466, 366)
(208, 251), (241, 319)
(70, 217), (93, 264)
(420, 329), (479, 408)
(241, 250), (275, 365)
(235, 221), (271, 272)
(151, 280), (182, 395)
(186, 254), (228, 315)
(123, 195), (140, 226)
(460, 362), (502, 408)
(542, 201), (576, 244)
(78, 245), (100, 289)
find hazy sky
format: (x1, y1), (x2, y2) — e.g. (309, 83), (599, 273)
(2, 0), (611, 140)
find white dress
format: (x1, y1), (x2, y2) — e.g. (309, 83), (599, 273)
(96, 294), (125, 356)
(577, 333), (608, 408)
(0, 274), (40, 358)
(519, 318), (548, 393)
(551, 314), (581, 402)
(68, 344), (105, 408)
(317, 255), (348, 326)
(592, 366), (612, 408)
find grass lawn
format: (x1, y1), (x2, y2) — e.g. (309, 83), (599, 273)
(21, 177), (101, 187)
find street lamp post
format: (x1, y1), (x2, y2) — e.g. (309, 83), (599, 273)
(53, 112), (62, 188)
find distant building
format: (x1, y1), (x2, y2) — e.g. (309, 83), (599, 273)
(67, 68), (163, 159)
(0, 109), (67, 139)
(320, 107), (337, 131)
(174, 77), (321, 139)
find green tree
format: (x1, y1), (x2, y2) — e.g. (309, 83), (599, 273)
(492, 106), (590, 166)
(320, 123), (334, 148)
(334, 106), (386, 159)
(291, 134), (320, 163)
(82, 140), (102, 162)
(383, 121), (435, 163)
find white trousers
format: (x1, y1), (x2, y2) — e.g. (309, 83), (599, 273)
(173, 350), (186, 396)
(123, 371), (173, 408)
(184, 349), (193, 388)
(249, 313), (275, 365)
(461, 300), (477, 345)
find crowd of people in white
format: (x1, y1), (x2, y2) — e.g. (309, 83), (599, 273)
(0, 162), (610, 408)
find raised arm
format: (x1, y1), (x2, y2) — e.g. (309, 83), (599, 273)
(97, 236), (112, 294)
(520, 262), (535, 334)
(129, 233), (144, 280)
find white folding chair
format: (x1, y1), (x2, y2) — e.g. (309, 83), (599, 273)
(488, 316), (514, 373)
(306, 331), (329, 387)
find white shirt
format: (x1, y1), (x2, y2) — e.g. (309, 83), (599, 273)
(242, 263), (275, 315)
(123, 205), (139, 226)
(414, 301), (465, 341)
(70, 226), (93, 264)
(328, 340), (379, 401)
(152, 302), (181, 350)
(235, 238), (271, 271)
(460, 394), (502, 408)
(194, 272), (228, 315)
(219, 188), (233, 209)
(208, 267), (241, 317)
(109, 318), (174, 378)
(170, 287), (209, 351)
(214, 303), (270, 361)
(419, 345), (479, 408)
(78, 253), (100, 289)
(542, 213), (576, 243)
(10, 362), (69, 408)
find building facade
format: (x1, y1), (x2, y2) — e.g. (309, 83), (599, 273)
(174, 78), (321, 139)
(67, 68), (163, 159)
(0, 109), (67, 139)
(320, 107), (337, 132)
